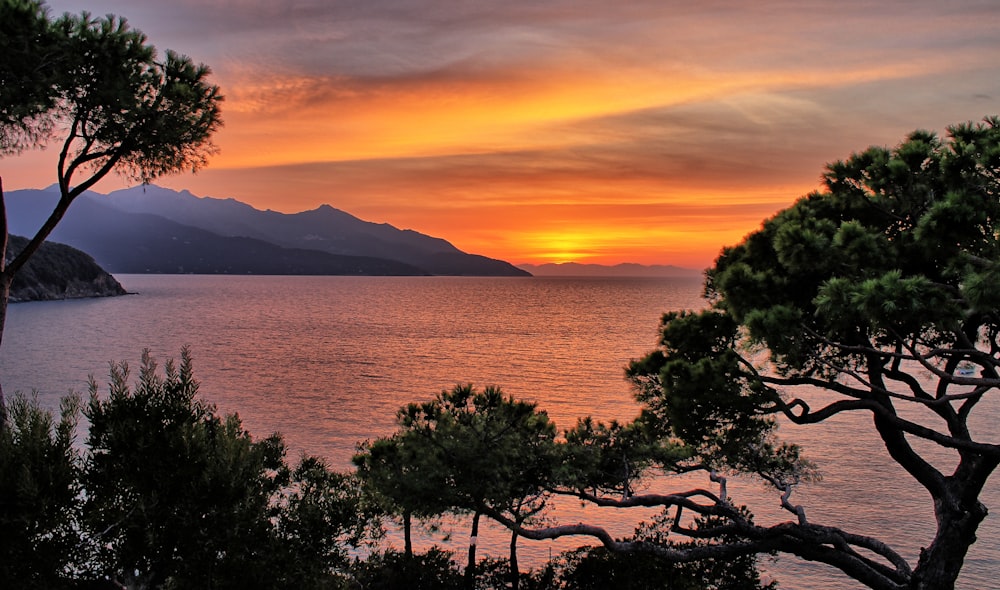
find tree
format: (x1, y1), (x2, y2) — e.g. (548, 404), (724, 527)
(0, 392), (82, 588)
(356, 385), (559, 590)
(0, 347), (374, 588)
(0, 1), (223, 415)
(354, 431), (447, 560)
(83, 349), (285, 588)
(83, 348), (376, 589)
(490, 117), (1000, 590)
(275, 457), (381, 587)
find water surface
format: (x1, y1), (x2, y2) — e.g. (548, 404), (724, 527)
(2, 274), (995, 589)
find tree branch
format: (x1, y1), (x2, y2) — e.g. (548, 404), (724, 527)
(780, 483), (807, 525)
(763, 376), (1000, 456)
(551, 486), (730, 514)
(480, 503), (912, 590)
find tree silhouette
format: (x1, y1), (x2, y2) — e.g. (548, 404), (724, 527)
(357, 384), (558, 589)
(0, 1), (223, 416)
(494, 117), (1000, 590)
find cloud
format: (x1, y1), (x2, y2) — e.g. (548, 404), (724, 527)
(20, 0), (1000, 266)
(47, 1), (999, 79)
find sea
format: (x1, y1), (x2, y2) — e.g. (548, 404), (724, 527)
(1, 274), (996, 589)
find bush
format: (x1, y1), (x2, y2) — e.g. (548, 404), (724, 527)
(78, 348), (378, 589)
(0, 392), (82, 589)
(350, 548), (465, 590)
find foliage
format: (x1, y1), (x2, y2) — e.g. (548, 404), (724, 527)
(79, 348), (375, 589)
(356, 384), (559, 586)
(0, 0), (222, 206)
(392, 384), (559, 513)
(0, 349), (380, 589)
(0, 391), (82, 589)
(11, 6), (224, 182)
(354, 430), (452, 564)
(354, 430), (448, 538)
(0, 0), (62, 153)
(83, 349), (278, 588)
(274, 457), (381, 587)
(616, 117), (1000, 589)
(560, 409), (691, 498)
(459, 117), (1000, 590)
(349, 548), (465, 590)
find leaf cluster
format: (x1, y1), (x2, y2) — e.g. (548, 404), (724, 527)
(357, 384), (559, 523)
(84, 349), (287, 588)
(560, 410), (690, 498)
(1, 0), (223, 179)
(623, 117), (1000, 492)
(711, 118), (1000, 371)
(0, 0), (62, 153)
(0, 1), (225, 321)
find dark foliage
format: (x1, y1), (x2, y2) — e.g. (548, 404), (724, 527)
(1, 349), (376, 589)
(0, 392), (82, 589)
(80, 349), (379, 589)
(350, 548), (466, 590)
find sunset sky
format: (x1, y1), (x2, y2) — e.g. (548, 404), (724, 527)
(6, 1), (1000, 268)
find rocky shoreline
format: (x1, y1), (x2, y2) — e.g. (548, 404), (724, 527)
(7, 235), (127, 303)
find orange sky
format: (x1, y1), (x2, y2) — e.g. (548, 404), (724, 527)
(5, 1), (1000, 268)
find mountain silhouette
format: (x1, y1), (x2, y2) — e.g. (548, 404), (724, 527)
(6, 186), (529, 276)
(98, 185), (527, 276)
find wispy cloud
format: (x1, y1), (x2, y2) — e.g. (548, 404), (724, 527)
(10, 0), (1000, 265)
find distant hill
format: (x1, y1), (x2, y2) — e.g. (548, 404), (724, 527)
(6, 235), (127, 302)
(7, 186), (529, 277)
(518, 262), (702, 278)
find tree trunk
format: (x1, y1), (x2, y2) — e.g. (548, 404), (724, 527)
(0, 273), (8, 430)
(509, 526), (520, 590)
(0, 175), (8, 430)
(403, 510), (413, 559)
(909, 495), (988, 589)
(465, 511), (481, 590)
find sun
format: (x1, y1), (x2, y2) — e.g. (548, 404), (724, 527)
(532, 233), (599, 265)
(545, 252), (588, 264)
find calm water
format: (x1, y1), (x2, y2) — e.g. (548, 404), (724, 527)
(2, 275), (996, 589)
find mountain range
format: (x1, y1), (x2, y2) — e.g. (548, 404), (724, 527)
(6, 185), (529, 277)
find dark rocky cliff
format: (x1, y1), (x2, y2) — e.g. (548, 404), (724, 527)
(6, 235), (127, 302)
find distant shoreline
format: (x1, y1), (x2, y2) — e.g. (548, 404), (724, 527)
(517, 262), (704, 278)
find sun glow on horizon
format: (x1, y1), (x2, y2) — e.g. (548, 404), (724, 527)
(6, 0), (995, 268)
(527, 232), (601, 265)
